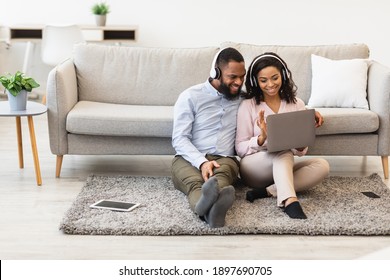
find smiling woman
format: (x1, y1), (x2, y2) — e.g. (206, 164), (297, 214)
(235, 52), (330, 219)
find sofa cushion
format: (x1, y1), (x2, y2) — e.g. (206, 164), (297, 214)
(73, 44), (218, 106)
(66, 101), (173, 137)
(314, 108), (379, 135)
(308, 54), (369, 109)
(220, 42), (370, 104)
(66, 102), (378, 138)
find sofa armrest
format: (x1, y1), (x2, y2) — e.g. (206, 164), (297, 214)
(47, 59), (78, 155)
(367, 60), (390, 155)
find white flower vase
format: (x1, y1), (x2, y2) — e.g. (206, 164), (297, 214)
(7, 89), (28, 111)
(95, 15), (107, 26)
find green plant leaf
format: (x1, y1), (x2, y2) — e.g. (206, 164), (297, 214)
(91, 2), (110, 15)
(0, 71), (40, 95)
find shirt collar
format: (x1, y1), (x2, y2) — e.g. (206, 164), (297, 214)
(206, 79), (222, 97)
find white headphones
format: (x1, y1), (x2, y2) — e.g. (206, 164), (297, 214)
(248, 54), (290, 87)
(209, 48), (225, 79)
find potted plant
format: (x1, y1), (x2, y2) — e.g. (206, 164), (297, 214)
(91, 2), (110, 26)
(0, 71), (40, 111)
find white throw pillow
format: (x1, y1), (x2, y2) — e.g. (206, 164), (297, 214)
(308, 54), (369, 109)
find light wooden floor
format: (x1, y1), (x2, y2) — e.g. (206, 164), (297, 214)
(1, 112), (390, 260)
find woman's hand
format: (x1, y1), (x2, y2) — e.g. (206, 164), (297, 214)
(256, 110), (267, 146)
(314, 110), (324, 128)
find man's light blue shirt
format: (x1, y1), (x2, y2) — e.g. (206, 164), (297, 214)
(172, 79), (242, 169)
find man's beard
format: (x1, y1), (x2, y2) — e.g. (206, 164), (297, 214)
(218, 81), (241, 100)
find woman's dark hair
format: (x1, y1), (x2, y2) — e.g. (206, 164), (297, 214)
(242, 52), (297, 104)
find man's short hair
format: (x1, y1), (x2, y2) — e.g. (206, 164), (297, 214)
(216, 47), (244, 68)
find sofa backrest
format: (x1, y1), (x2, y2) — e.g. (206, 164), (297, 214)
(221, 42), (370, 103)
(73, 43), (370, 105)
(73, 44), (218, 105)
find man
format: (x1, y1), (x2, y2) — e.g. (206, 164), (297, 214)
(171, 47), (246, 228)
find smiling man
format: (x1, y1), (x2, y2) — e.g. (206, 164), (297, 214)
(171, 47), (246, 228)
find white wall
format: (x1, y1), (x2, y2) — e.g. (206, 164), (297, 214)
(1, 0), (390, 89)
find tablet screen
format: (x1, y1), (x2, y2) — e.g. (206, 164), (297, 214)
(90, 200), (140, 211)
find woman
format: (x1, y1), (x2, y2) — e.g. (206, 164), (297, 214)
(235, 52), (330, 219)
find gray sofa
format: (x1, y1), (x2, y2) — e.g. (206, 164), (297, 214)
(47, 43), (390, 178)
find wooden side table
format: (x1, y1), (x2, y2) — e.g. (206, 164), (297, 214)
(0, 101), (47, 186)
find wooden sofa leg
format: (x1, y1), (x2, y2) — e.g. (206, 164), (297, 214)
(56, 155), (63, 178)
(381, 156), (388, 179)
(41, 94), (46, 105)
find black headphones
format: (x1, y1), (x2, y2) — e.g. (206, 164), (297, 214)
(209, 49), (224, 80)
(248, 54), (290, 88)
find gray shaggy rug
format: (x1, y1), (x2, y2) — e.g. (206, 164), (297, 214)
(60, 173), (390, 235)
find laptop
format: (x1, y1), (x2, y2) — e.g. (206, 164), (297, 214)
(266, 109), (316, 152)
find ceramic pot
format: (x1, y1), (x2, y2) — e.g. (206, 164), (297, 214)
(95, 15), (107, 26)
(7, 89), (28, 111)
